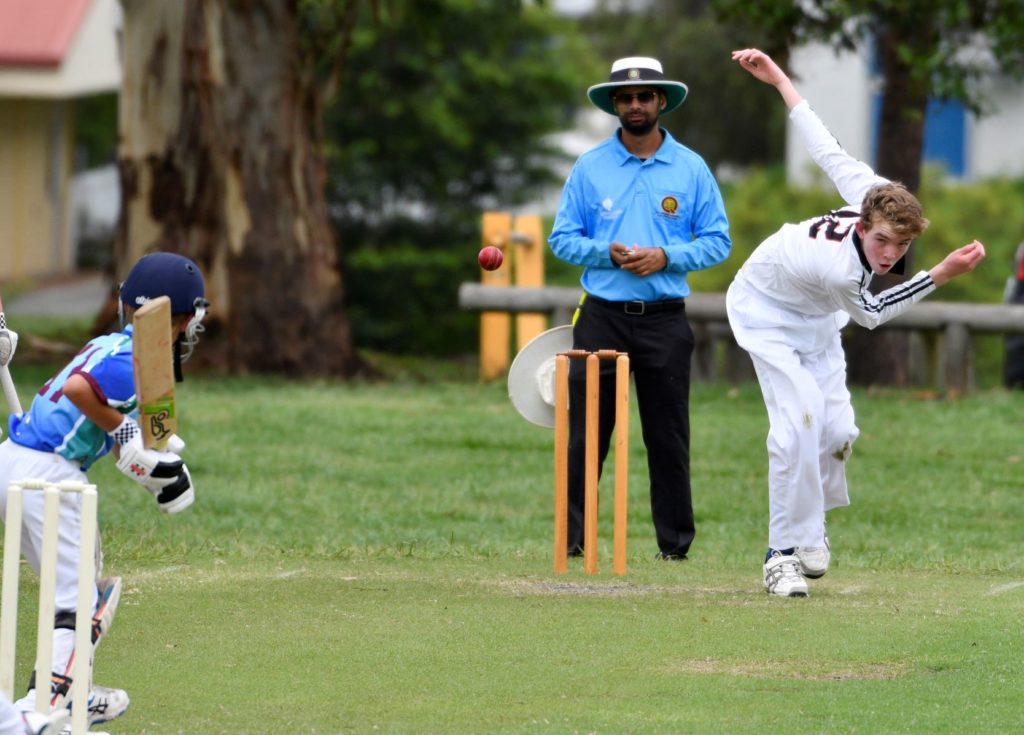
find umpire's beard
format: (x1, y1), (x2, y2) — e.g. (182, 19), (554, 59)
(619, 111), (659, 137)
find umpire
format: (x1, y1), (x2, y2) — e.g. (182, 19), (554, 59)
(549, 57), (731, 559)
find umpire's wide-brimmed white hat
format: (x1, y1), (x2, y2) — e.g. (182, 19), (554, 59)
(507, 325), (573, 428)
(587, 57), (688, 116)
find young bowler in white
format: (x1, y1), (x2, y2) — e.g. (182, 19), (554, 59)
(726, 49), (986, 597)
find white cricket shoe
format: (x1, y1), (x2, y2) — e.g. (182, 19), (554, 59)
(764, 552), (809, 597)
(795, 537), (831, 579)
(17, 686), (128, 727)
(79, 685), (129, 725)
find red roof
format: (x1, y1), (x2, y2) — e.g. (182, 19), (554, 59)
(0, 0), (91, 67)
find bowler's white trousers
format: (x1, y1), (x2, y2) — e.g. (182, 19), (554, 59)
(726, 281), (859, 551)
(0, 439), (100, 690)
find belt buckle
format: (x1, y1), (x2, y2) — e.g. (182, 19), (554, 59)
(625, 300), (645, 315)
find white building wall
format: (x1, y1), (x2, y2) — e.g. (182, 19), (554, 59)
(967, 76), (1024, 179)
(786, 43), (876, 186)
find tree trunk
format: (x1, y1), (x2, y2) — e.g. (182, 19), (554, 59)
(116, 0), (360, 376)
(844, 24), (930, 388)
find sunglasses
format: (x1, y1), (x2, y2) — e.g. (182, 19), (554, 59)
(612, 91), (658, 105)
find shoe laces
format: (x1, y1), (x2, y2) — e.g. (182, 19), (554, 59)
(766, 554), (802, 585)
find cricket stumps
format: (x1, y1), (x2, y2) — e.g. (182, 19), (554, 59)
(553, 349), (630, 576)
(1, 480), (98, 734)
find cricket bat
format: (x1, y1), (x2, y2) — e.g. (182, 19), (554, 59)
(132, 296), (176, 449)
(0, 366), (18, 415)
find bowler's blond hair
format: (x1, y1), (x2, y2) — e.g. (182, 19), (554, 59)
(860, 182), (930, 241)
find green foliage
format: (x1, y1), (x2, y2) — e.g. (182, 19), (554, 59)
(325, 0), (594, 205)
(342, 224), (480, 353)
(914, 170), (1024, 302)
(72, 93), (117, 168)
(323, 0), (597, 354)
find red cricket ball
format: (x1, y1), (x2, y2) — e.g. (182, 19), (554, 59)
(478, 245), (504, 271)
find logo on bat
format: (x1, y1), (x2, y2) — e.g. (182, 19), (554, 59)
(148, 410), (172, 441)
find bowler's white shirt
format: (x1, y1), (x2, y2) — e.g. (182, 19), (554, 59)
(732, 101), (936, 330)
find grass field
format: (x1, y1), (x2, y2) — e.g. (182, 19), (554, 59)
(2, 366), (1023, 733)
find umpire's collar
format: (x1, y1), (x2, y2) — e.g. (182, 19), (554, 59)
(613, 128), (674, 165)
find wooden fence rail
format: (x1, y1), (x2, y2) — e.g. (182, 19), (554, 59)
(458, 283), (1024, 391)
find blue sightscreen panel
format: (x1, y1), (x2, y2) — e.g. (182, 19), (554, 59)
(923, 98), (966, 176)
(870, 94), (966, 177)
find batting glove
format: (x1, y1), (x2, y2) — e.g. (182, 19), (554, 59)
(0, 326), (17, 366)
(149, 464), (194, 514)
(0, 306), (16, 365)
(114, 431), (185, 490)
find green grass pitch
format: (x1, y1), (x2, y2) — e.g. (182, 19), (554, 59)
(3, 370), (1023, 733)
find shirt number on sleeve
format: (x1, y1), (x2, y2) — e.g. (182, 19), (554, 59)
(38, 345), (102, 403)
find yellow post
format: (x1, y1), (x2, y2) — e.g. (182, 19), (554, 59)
(480, 212), (512, 380)
(512, 214), (546, 350)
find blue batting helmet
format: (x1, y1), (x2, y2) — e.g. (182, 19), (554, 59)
(120, 253), (207, 315)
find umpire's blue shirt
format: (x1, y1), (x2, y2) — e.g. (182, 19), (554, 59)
(549, 128), (731, 301)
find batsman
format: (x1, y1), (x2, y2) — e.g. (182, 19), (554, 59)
(0, 253), (208, 726)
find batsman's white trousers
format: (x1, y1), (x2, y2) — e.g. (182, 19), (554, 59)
(0, 440), (101, 685)
(726, 281), (859, 550)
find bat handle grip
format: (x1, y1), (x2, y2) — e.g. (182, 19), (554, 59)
(1, 366), (22, 415)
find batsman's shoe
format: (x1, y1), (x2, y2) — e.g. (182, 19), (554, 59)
(795, 538), (831, 579)
(79, 685), (129, 725)
(21, 685), (130, 727)
(764, 552), (809, 597)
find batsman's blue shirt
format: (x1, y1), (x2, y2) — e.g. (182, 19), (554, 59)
(549, 128), (731, 300)
(8, 328), (137, 470)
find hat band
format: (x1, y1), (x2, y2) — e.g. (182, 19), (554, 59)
(608, 68), (665, 83)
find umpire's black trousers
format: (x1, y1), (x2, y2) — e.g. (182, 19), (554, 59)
(567, 295), (696, 559)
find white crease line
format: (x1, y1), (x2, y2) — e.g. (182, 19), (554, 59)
(988, 581), (1024, 595)
(130, 565), (187, 580)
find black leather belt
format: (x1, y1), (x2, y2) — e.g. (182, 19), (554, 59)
(586, 294), (686, 315)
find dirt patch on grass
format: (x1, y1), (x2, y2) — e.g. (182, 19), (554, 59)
(505, 579), (750, 598)
(666, 657), (906, 681)
(522, 581), (651, 596)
